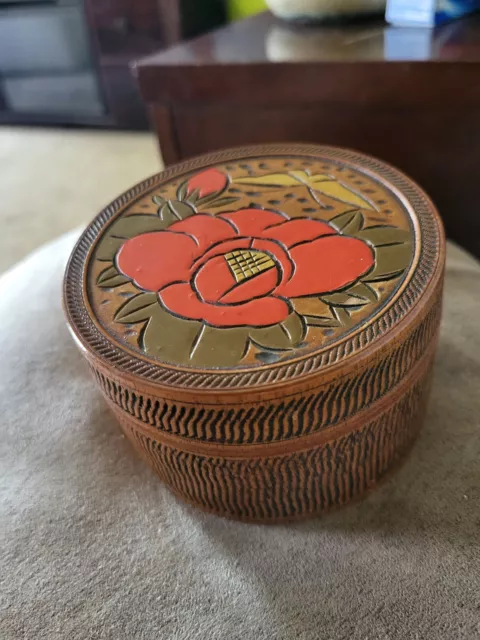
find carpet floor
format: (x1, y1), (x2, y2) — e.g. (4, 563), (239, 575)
(0, 127), (162, 273)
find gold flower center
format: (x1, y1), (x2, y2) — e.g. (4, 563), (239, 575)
(225, 249), (275, 283)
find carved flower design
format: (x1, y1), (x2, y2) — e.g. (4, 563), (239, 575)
(95, 165), (412, 367)
(116, 209), (374, 329)
(185, 167), (228, 198)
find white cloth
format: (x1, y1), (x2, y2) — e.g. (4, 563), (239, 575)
(1, 232), (480, 639)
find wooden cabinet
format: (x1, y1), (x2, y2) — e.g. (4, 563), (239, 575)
(0, 0), (226, 129)
(136, 11), (480, 258)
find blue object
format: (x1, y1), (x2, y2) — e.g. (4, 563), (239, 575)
(386, 0), (479, 27)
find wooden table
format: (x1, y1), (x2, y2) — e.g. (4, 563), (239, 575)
(136, 12), (480, 257)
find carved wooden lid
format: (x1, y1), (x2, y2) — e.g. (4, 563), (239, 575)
(64, 144), (444, 393)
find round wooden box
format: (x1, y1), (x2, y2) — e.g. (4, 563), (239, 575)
(64, 144), (445, 522)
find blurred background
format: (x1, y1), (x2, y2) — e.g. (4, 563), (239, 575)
(1, 0), (479, 271)
(0, 0), (265, 129)
(0, 0), (268, 271)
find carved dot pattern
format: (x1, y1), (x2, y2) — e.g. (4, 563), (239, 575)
(64, 145), (442, 390)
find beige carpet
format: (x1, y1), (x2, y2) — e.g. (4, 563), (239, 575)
(0, 127), (163, 273)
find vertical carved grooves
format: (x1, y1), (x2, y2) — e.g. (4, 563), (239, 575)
(119, 371), (431, 521)
(91, 291), (441, 445)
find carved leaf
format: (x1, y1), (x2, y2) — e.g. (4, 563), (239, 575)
(95, 236), (125, 262)
(345, 304), (366, 313)
(249, 312), (306, 350)
(97, 265), (130, 288)
(313, 181), (374, 210)
(344, 282), (378, 302)
(140, 311), (250, 367)
(108, 214), (167, 238)
(292, 296), (331, 318)
(303, 314), (340, 328)
(94, 215), (168, 262)
(152, 195), (165, 206)
(356, 225), (411, 247)
(364, 242), (413, 282)
(158, 201), (178, 224)
(321, 291), (370, 307)
(330, 210), (365, 235)
(159, 200), (195, 223)
(233, 173), (302, 187)
(176, 180), (188, 201)
(195, 190), (225, 206)
(97, 265), (116, 283)
(189, 325), (250, 367)
(114, 292), (159, 323)
(140, 309), (203, 364)
(185, 189), (200, 205)
(305, 173), (332, 187)
(332, 306), (352, 326)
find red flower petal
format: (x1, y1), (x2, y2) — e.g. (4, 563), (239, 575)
(160, 282), (290, 327)
(116, 231), (199, 292)
(191, 237), (255, 274)
(192, 234), (293, 279)
(261, 218), (336, 248)
(169, 214), (236, 253)
(194, 255), (236, 303)
(186, 168), (227, 198)
(221, 269), (279, 304)
(194, 254), (279, 304)
(276, 235), (375, 298)
(219, 208), (286, 235)
(251, 238), (293, 287)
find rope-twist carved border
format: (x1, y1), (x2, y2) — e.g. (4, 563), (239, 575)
(64, 145), (443, 390)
